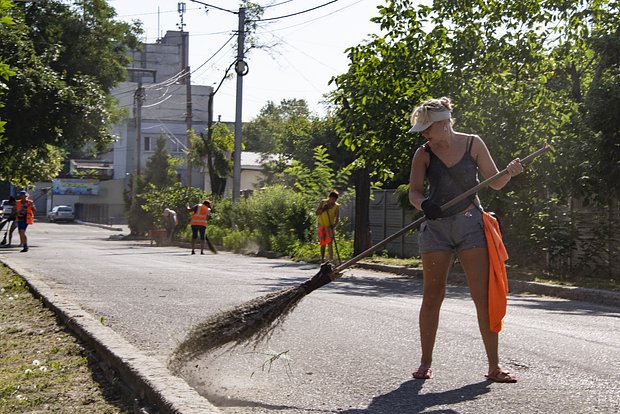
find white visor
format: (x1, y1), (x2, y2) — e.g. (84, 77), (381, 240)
(408, 110), (451, 133)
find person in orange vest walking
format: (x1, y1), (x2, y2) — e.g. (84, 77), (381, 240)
(187, 199), (211, 255)
(15, 190), (36, 253)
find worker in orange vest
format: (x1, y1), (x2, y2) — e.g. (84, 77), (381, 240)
(15, 190), (36, 253)
(187, 199), (211, 255)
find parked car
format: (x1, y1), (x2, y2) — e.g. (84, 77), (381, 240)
(48, 205), (75, 222)
(1, 199), (13, 219)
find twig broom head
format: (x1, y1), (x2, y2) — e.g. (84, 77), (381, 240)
(169, 262), (336, 372)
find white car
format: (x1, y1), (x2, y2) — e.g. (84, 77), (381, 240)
(48, 205), (75, 222)
(1, 199), (13, 219)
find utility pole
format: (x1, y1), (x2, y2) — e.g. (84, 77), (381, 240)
(233, 7), (248, 203)
(126, 68), (155, 199)
(178, 2), (193, 187)
(133, 80), (145, 199)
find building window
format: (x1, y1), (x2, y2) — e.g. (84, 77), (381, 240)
(144, 136), (153, 152)
(170, 136), (184, 154)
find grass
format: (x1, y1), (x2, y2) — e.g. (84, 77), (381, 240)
(0, 264), (132, 414)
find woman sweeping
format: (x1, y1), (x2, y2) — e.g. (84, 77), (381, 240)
(407, 97), (522, 383)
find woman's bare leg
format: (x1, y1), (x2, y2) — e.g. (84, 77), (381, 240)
(418, 250), (453, 369)
(458, 247), (500, 373)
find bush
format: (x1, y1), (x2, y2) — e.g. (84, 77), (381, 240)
(223, 229), (256, 253)
(210, 185), (316, 252)
(288, 233), (354, 264)
(204, 225), (228, 246)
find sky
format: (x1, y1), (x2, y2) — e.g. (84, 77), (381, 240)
(108, 0), (386, 122)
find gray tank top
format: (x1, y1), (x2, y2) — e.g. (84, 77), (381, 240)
(424, 135), (479, 217)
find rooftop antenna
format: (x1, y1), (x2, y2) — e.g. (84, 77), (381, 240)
(177, 2), (186, 32)
(157, 6), (161, 41)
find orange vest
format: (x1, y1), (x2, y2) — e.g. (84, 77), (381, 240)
(190, 204), (209, 227)
(16, 199), (34, 225)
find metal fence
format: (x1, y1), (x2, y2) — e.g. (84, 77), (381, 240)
(74, 203), (126, 225)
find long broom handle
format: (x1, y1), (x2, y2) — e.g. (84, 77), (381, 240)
(333, 143), (552, 274)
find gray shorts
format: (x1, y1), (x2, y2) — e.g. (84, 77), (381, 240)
(418, 208), (486, 254)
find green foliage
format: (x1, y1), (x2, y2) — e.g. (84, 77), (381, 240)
(329, 0), (619, 273)
(235, 185), (314, 251)
(189, 123), (234, 195)
(143, 136), (181, 188)
(204, 184), (355, 261)
(222, 229), (256, 253)
(0, 0), (141, 185)
(243, 99), (311, 154)
(394, 184), (414, 211)
(0, 0), (14, 145)
(125, 177), (151, 236)
(279, 145), (351, 203)
(202, 225), (228, 246)
(140, 182), (207, 230)
(287, 230), (354, 263)
(205, 186), (316, 254)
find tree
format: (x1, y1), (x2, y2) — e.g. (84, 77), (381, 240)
(127, 136), (180, 235)
(330, 3), (443, 254)
(280, 145), (351, 203)
(330, 0), (617, 259)
(143, 136), (181, 187)
(0, 0), (14, 145)
(583, 18), (620, 202)
(243, 99), (312, 154)
(0, 0), (140, 186)
(188, 123), (234, 196)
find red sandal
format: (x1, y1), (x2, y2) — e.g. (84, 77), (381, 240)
(485, 368), (517, 383)
(412, 366), (433, 379)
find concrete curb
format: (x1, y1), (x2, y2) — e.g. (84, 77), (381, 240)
(7, 262), (221, 414)
(355, 262), (620, 308)
(75, 220), (123, 232)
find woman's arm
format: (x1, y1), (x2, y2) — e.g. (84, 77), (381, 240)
(471, 135), (523, 190)
(315, 200), (325, 216)
(408, 147), (429, 211)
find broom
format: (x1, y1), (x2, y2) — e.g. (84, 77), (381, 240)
(169, 144), (551, 371)
(205, 235), (218, 254)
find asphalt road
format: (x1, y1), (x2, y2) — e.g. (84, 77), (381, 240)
(1, 222), (619, 413)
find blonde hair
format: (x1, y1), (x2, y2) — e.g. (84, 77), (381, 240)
(410, 97), (453, 127)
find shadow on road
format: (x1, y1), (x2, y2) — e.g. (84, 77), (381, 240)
(339, 380), (491, 413)
(251, 271), (471, 301)
(509, 295), (620, 316)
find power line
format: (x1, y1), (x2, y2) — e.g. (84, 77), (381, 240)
(188, 0), (237, 15)
(113, 6), (203, 19)
(257, 0), (366, 32)
(190, 34), (236, 75)
(254, 0), (339, 22)
(262, 0), (296, 8)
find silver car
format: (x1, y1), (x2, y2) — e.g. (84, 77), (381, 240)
(1, 200), (13, 218)
(48, 205), (75, 222)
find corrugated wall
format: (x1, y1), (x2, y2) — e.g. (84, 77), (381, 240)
(353, 190), (618, 279)
(368, 190), (421, 258)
